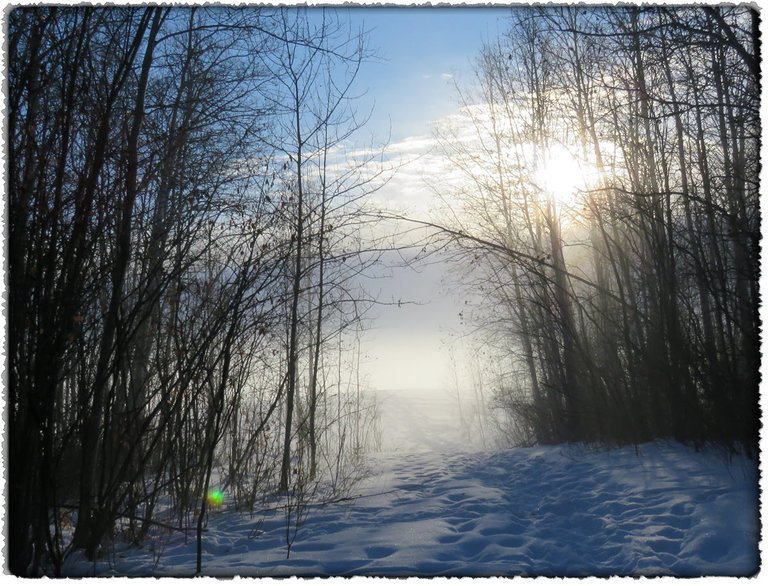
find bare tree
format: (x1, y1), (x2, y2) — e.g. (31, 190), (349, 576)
(255, 8), (381, 493)
(424, 5), (759, 452)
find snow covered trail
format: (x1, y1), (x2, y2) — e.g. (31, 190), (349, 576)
(65, 442), (759, 577)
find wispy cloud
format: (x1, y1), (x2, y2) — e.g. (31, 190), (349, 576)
(386, 135), (437, 155)
(325, 106), (517, 221)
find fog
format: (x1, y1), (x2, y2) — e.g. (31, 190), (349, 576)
(360, 255), (462, 389)
(375, 387), (492, 453)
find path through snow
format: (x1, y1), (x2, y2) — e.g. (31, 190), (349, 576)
(374, 387), (491, 452)
(65, 441), (759, 577)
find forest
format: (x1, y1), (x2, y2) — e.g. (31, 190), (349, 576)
(6, 5), (760, 577)
(428, 6), (760, 451)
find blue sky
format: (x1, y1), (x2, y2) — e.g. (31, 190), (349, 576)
(345, 7), (511, 142)
(335, 7), (511, 391)
(302, 6), (512, 392)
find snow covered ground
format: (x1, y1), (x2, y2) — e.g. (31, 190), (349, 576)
(62, 389), (760, 577)
(374, 388), (491, 452)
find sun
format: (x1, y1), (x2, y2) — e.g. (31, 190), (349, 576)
(534, 144), (589, 211)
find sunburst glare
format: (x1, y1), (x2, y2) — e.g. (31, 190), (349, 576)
(535, 144), (592, 213)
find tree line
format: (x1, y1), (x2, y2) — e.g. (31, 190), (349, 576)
(431, 6), (759, 452)
(8, 6), (384, 575)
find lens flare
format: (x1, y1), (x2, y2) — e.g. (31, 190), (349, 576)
(207, 489), (224, 508)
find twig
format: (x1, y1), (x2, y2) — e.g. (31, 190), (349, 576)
(55, 503), (194, 535)
(252, 488), (400, 516)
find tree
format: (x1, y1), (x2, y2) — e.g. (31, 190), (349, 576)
(8, 5), (388, 575)
(426, 5), (759, 452)
(256, 8), (380, 493)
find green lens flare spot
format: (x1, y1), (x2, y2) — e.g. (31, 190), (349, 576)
(207, 489), (224, 507)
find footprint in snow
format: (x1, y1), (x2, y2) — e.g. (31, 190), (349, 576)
(364, 545), (396, 559)
(437, 533), (462, 546)
(291, 541), (336, 553)
(645, 537), (681, 556)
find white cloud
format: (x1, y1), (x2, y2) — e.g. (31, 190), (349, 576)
(386, 135), (437, 155)
(441, 73), (454, 80)
(327, 102), (543, 223)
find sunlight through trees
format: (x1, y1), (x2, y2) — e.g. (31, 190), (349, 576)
(430, 6), (759, 451)
(6, 4), (760, 577)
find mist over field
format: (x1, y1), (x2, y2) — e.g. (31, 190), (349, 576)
(6, 4), (760, 577)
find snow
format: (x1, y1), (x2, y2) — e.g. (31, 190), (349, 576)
(59, 389), (759, 577)
(375, 387), (491, 453)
